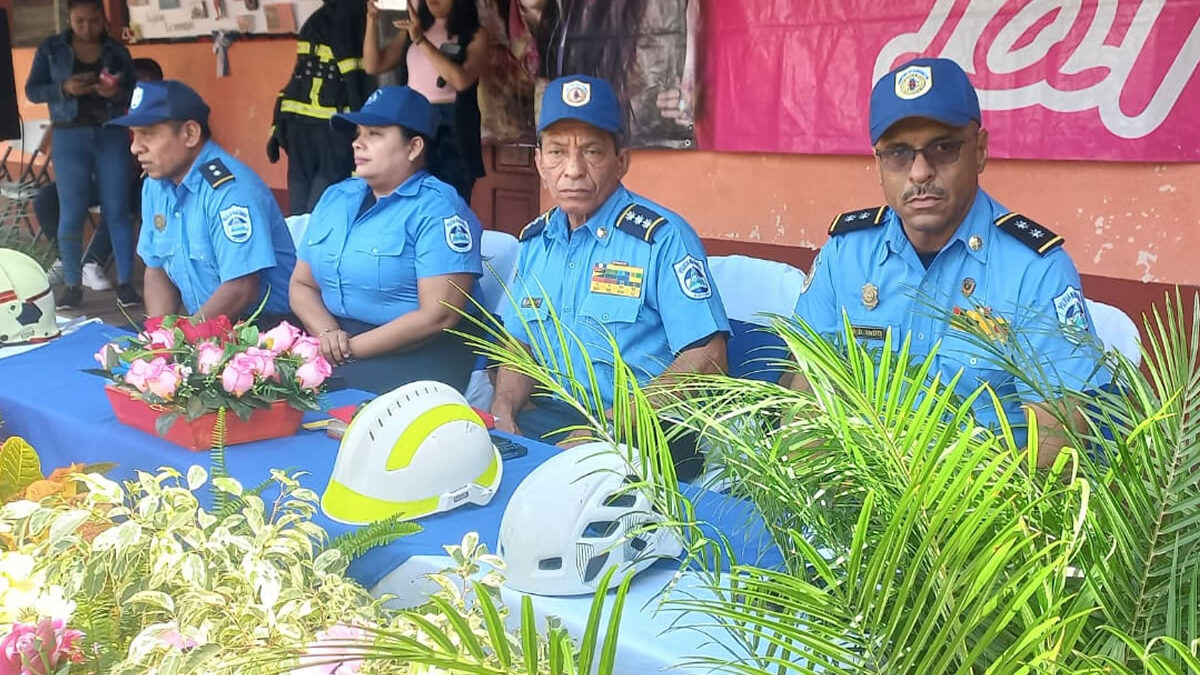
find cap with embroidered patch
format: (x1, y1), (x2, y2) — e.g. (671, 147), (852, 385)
(538, 75), (622, 134)
(331, 86), (437, 138)
(108, 80), (210, 127)
(869, 57), (981, 145)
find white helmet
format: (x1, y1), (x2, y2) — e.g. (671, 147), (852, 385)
(322, 380), (502, 524)
(0, 249), (58, 346)
(498, 442), (683, 597)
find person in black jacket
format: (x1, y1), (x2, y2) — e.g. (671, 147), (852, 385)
(363, 0), (488, 204)
(266, 0), (371, 215)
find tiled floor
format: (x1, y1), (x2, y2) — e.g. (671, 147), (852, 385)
(54, 280), (146, 328)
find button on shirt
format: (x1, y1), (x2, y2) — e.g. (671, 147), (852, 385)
(298, 171), (483, 326)
(794, 189), (1109, 443)
(506, 185), (730, 408)
(138, 141), (296, 315)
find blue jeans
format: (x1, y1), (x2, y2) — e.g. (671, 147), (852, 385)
(50, 126), (135, 285)
(33, 182), (111, 265)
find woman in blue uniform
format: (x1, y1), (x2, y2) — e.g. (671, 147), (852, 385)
(288, 86), (484, 394)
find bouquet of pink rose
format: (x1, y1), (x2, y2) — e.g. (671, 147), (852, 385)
(91, 315), (333, 423)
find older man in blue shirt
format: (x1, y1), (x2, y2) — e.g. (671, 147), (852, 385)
(491, 75), (730, 479)
(110, 80), (296, 323)
(791, 58), (1109, 466)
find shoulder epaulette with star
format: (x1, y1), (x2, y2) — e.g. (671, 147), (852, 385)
(828, 206), (887, 235)
(518, 209), (554, 241)
(614, 203), (668, 243)
(201, 159), (236, 189)
(994, 213), (1064, 255)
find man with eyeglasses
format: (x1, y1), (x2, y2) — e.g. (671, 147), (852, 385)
(790, 57), (1108, 467)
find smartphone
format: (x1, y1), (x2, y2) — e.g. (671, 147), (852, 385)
(491, 434), (528, 461)
(374, 0), (409, 18)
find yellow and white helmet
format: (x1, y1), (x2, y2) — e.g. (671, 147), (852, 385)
(322, 380), (503, 524)
(0, 249), (59, 346)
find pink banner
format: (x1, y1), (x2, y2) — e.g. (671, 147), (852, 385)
(700, 0), (1200, 161)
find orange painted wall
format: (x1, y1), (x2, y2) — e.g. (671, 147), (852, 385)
(12, 40), (1200, 288)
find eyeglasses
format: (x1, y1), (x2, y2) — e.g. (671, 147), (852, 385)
(874, 139), (968, 173)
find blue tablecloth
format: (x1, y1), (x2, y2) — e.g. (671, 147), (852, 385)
(0, 324), (782, 591)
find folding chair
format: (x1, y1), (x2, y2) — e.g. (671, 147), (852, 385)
(0, 120), (54, 239)
(463, 230), (520, 409)
(1085, 299), (1141, 367)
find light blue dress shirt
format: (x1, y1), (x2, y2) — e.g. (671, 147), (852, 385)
(138, 141), (296, 316)
(298, 171), (483, 326)
(506, 185), (731, 408)
(794, 189), (1109, 444)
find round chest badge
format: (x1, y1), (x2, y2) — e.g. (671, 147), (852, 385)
(562, 80), (591, 107)
(894, 65), (933, 100)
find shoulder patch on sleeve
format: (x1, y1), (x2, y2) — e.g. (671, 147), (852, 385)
(829, 206), (887, 235)
(518, 209), (554, 241)
(201, 159), (236, 189)
(614, 203), (669, 243)
(994, 213), (1064, 255)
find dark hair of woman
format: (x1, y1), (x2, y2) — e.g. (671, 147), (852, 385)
(66, 0), (105, 12)
(417, 0), (480, 44)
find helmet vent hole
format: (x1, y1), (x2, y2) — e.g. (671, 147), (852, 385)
(630, 537), (647, 552)
(582, 552), (609, 583)
(583, 520), (619, 538)
(538, 557), (562, 571)
(623, 474), (640, 486)
(602, 493), (636, 508)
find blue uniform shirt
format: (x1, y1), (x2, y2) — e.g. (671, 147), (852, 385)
(138, 141), (296, 316)
(794, 189), (1109, 443)
(506, 185), (730, 408)
(298, 171), (484, 326)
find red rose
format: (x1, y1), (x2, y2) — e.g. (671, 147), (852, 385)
(144, 316), (166, 332)
(177, 316), (235, 344)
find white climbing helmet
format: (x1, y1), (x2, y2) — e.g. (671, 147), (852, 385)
(497, 441), (683, 596)
(322, 380), (502, 524)
(0, 249), (59, 346)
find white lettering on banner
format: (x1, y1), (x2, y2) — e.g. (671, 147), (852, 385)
(874, 0), (1200, 139)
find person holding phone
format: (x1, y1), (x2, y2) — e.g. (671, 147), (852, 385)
(363, 0), (489, 204)
(25, 0), (140, 309)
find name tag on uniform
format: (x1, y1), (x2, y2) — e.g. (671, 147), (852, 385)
(852, 325), (887, 340)
(590, 262), (644, 298)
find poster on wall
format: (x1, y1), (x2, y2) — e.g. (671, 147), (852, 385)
(125, 0), (320, 40)
(476, 0), (698, 148)
(703, 0), (1200, 162)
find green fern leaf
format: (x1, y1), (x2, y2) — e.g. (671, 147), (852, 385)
(327, 512), (422, 562)
(209, 407), (228, 511)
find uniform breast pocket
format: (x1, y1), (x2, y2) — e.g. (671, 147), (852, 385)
(579, 293), (643, 327)
(148, 234), (177, 262)
(938, 328), (1007, 393)
(361, 241), (412, 294)
(302, 225), (335, 280)
(186, 227), (216, 265)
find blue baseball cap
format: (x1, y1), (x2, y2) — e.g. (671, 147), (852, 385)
(538, 75), (622, 134)
(331, 86), (437, 138)
(108, 80), (210, 127)
(869, 57), (981, 145)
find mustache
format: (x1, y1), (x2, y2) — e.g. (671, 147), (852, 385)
(902, 185), (946, 202)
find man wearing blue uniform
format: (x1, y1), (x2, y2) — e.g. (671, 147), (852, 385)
(490, 75), (730, 480)
(109, 80), (296, 323)
(791, 58), (1108, 466)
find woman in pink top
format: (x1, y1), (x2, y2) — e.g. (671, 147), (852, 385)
(364, 0), (489, 204)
